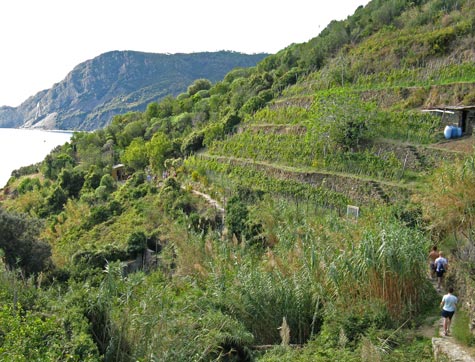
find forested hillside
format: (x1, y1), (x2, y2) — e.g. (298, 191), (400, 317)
(1, 0), (475, 360)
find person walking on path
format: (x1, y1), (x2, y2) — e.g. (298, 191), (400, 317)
(429, 245), (439, 279)
(435, 251), (448, 292)
(440, 287), (458, 336)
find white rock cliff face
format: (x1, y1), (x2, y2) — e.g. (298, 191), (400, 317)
(23, 112), (58, 129)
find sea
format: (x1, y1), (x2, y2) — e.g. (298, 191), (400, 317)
(0, 128), (73, 188)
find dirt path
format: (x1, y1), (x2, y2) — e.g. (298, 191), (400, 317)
(424, 279), (475, 361)
(184, 179), (475, 361)
(190, 189), (225, 214)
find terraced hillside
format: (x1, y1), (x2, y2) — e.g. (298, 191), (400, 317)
(184, 0), (475, 212)
(190, 82), (467, 213)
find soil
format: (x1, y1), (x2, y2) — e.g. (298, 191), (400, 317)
(431, 135), (475, 154)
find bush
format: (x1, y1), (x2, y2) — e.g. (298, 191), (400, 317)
(41, 186), (68, 216)
(187, 78), (212, 96)
(17, 177), (41, 195)
(85, 205), (112, 229)
(0, 303), (100, 361)
(72, 248), (128, 269)
(225, 196), (249, 242)
(241, 95), (267, 115)
(11, 163), (41, 179)
(127, 231), (147, 256)
(181, 130), (205, 155)
(452, 310), (475, 347)
(42, 152), (75, 180)
(83, 200), (122, 230)
(58, 168), (86, 199)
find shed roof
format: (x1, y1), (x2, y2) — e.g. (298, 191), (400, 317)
(423, 105), (475, 112)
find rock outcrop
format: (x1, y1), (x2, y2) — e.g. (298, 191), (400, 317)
(0, 50), (268, 131)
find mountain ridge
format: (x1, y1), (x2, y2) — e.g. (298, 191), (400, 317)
(0, 50), (268, 131)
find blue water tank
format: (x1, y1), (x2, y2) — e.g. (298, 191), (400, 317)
(451, 126), (463, 138)
(444, 125), (452, 139)
(451, 126), (458, 138)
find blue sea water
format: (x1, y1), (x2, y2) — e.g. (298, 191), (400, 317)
(0, 128), (72, 188)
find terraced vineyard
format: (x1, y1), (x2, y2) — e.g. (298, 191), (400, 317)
(187, 84), (465, 213)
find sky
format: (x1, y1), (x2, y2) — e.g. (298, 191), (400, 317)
(0, 0), (370, 107)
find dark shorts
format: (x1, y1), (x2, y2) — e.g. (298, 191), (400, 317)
(441, 309), (455, 319)
(436, 270), (445, 277)
(430, 262), (436, 271)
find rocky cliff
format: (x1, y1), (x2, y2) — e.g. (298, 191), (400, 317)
(0, 50), (268, 131)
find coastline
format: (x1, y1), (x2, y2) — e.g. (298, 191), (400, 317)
(0, 128), (72, 188)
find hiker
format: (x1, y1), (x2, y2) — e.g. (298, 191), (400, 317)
(435, 251), (448, 291)
(428, 245), (438, 279)
(440, 287), (458, 336)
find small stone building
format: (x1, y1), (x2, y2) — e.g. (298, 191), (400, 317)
(443, 105), (475, 135)
(426, 106), (475, 136)
(111, 164), (126, 181)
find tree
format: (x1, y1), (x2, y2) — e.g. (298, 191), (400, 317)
(42, 186), (68, 216)
(122, 138), (148, 171)
(99, 174), (116, 193)
(42, 153), (75, 180)
(117, 120), (147, 149)
(181, 130), (205, 155)
(223, 113), (241, 133)
(58, 168), (86, 199)
(0, 207), (51, 275)
(147, 133), (173, 173)
(95, 174), (116, 201)
(157, 96), (176, 118)
(17, 177), (41, 195)
(187, 79), (212, 96)
(82, 166), (103, 192)
(170, 112), (193, 135)
(73, 131), (107, 170)
(145, 102), (160, 121)
(315, 93), (376, 151)
(241, 95), (267, 115)
(127, 231), (147, 256)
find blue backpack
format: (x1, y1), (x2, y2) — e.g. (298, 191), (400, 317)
(436, 261), (445, 273)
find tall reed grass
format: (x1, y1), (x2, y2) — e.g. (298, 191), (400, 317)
(330, 219), (431, 320)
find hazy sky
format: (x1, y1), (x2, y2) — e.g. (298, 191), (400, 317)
(0, 0), (369, 107)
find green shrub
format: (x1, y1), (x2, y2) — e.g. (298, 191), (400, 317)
(452, 310), (475, 347)
(0, 303), (100, 361)
(241, 95), (267, 115)
(17, 177), (41, 195)
(181, 130), (205, 155)
(225, 196), (249, 242)
(11, 163), (41, 179)
(127, 231), (147, 257)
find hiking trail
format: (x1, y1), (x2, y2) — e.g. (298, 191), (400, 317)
(187, 181), (475, 361)
(424, 278), (475, 361)
(190, 189), (225, 214)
